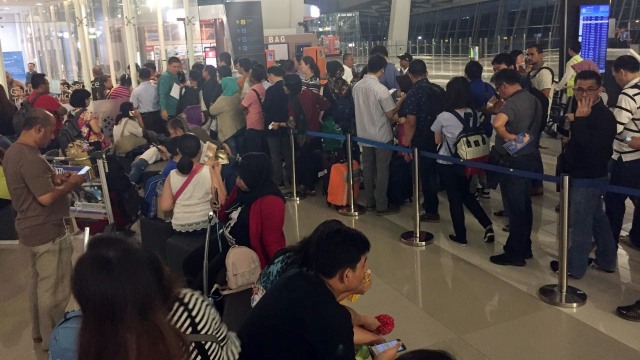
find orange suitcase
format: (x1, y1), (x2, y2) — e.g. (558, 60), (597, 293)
(327, 161), (360, 207)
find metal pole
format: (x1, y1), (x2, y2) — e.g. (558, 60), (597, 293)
(400, 148), (433, 246)
(51, 6), (65, 80)
(183, 0), (195, 68)
(96, 157), (115, 224)
(203, 212), (214, 293)
(73, 0), (92, 90)
(37, 7), (53, 79)
(539, 174), (586, 308)
(122, 0), (139, 87)
(339, 133), (363, 216)
(100, 0), (116, 83)
(156, 4), (167, 67)
(63, 1), (79, 81)
(80, 1), (94, 76)
(284, 128), (300, 202)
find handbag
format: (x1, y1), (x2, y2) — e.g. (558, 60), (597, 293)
(115, 119), (147, 155)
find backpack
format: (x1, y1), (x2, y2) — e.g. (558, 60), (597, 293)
(529, 66), (557, 85)
(528, 87), (550, 133)
(320, 117), (344, 152)
(12, 93), (44, 135)
(443, 110), (490, 176)
(57, 109), (87, 154)
(49, 309), (82, 360)
(143, 174), (166, 218)
(212, 231), (261, 296)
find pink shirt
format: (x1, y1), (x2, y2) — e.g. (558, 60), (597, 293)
(241, 83), (266, 130)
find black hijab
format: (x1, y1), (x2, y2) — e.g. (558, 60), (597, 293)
(233, 152), (285, 206)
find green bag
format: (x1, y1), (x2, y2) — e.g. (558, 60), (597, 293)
(320, 117), (344, 153)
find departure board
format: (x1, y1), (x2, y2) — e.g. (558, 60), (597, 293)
(225, 2), (266, 66)
(578, 4), (609, 73)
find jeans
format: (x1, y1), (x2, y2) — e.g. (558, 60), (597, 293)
(605, 158), (640, 247)
(420, 155), (440, 215)
(268, 133), (292, 185)
(500, 152), (538, 260)
(568, 176), (617, 278)
(128, 158), (149, 183)
(362, 144), (393, 211)
(439, 164), (492, 241)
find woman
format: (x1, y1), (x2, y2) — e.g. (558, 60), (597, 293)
(202, 65), (222, 110)
(241, 64), (267, 154)
(113, 101), (148, 157)
(107, 74), (133, 99)
(92, 74), (113, 100)
(430, 77), (494, 246)
(283, 74), (330, 196)
(159, 133), (227, 232)
(323, 60), (355, 132)
(300, 56), (321, 94)
(0, 84), (18, 143)
(73, 234), (241, 360)
(210, 70), (245, 156)
(178, 70), (204, 117)
(70, 88), (111, 150)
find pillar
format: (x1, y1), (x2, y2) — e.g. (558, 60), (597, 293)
(122, 0), (139, 87)
(157, 5), (167, 69)
(0, 38), (7, 91)
(64, 1), (79, 81)
(51, 5), (65, 80)
(387, 0), (411, 56)
(183, 0), (195, 67)
(73, 0), (93, 90)
(100, 0), (116, 82)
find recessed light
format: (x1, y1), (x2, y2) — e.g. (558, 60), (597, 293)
(36, 2), (42, 5)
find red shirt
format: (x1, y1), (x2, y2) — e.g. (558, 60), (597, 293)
(287, 88), (331, 133)
(28, 92), (64, 134)
(107, 86), (131, 100)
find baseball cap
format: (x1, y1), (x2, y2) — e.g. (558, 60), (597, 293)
(397, 53), (413, 62)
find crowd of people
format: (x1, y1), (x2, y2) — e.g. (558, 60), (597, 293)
(2, 41), (640, 359)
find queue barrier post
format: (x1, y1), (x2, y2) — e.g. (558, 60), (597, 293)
(400, 147), (434, 247)
(284, 128), (301, 202)
(339, 133), (365, 217)
(539, 174), (587, 308)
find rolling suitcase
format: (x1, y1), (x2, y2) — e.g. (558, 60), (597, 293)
(327, 160), (361, 207)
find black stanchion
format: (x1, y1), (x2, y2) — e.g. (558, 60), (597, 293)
(339, 133), (365, 216)
(202, 212), (215, 293)
(539, 174), (587, 308)
(400, 147), (434, 247)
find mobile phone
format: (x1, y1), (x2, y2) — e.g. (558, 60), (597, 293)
(77, 166), (91, 175)
(369, 339), (406, 356)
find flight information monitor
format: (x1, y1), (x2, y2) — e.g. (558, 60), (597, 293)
(578, 4), (609, 73)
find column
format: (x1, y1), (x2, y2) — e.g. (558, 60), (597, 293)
(100, 0), (116, 81)
(28, 10), (38, 66)
(157, 5), (167, 68)
(183, 0), (195, 67)
(122, 0), (139, 87)
(36, 8), (53, 78)
(387, 0), (411, 56)
(51, 5), (65, 80)
(0, 38), (7, 90)
(64, 1), (79, 81)
(73, 0), (93, 90)
(80, 0), (93, 74)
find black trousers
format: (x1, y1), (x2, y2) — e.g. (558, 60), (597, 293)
(141, 111), (168, 136)
(243, 128), (268, 155)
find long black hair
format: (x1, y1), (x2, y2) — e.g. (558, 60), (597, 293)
(176, 133), (201, 175)
(115, 101), (134, 125)
(283, 74), (308, 132)
(302, 56), (320, 78)
(444, 76), (473, 110)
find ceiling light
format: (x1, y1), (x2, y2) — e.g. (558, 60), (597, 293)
(36, 2), (42, 5)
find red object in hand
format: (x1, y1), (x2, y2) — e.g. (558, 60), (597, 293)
(374, 314), (395, 335)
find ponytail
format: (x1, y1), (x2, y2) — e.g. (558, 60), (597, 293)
(176, 156), (194, 175)
(175, 133), (201, 175)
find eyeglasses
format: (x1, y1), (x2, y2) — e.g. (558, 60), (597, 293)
(572, 87), (599, 95)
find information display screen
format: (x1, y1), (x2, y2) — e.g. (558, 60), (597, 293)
(578, 4), (609, 73)
(225, 2), (266, 66)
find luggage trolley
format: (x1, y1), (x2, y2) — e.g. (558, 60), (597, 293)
(45, 152), (115, 231)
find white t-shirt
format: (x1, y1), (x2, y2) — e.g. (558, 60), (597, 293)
(431, 108), (478, 165)
(113, 117), (144, 143)
(343, 64), (353, 83)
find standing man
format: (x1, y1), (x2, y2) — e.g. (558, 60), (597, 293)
(555, 42), (583, 97)
(3, 108), (86, 351)
(342, 53), (356, 84)
(397, 53), (413, 75)
(549, 70), (617, 278)
(490, 69), (542, 266)
(218, 52), (239, 79)
(605, 55), (640, 249)
(143, 61), (158, 82)
(158, 56), (182, 122)
(400, 59), (445, 222)
(263, 65), (292, 188)
(25, 62), (37, 90)
(28, 73), (67, 136)
(131, 67), (165, 135)
(370, 45), (400, 91)
(353, 55), (404, 215)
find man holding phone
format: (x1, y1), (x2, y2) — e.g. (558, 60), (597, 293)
(3, 108), (87, 352)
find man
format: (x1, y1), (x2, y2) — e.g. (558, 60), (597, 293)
(490, 69), (542, 266)
(342, 52), (356, 83)
(3, 109), (86, 351)
(131, 67), (164, 135)
(263, 65), (292, 188)
(549, 70), (617, 278)
(28, 73), (68, 136)
(25, 62), (37, 89)
(401, 59), (444, 222)
(353, 55), (404, 215)
(238, 224), (400, 360)
(397, 52), (413, 75)
(218, 51), (239, 79)
(158, 56), (182, 121)
(143, 61), (158, 82)
(605, 55), (640, 249)
(370, 45), (400, 91)
(236, 58), (253, 99)
(555, 42), (583, 97)
(5, 71), (26, 103)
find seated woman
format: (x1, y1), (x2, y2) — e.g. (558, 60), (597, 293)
(183, 152), (285, 291)
(72, 234), (241, 360)
(159, 133), (226, 233)
(69, 88), (111, 151)
(113, 101), (146, 148)
(107, 74), (133, 100)
(252, 219), (385, 347)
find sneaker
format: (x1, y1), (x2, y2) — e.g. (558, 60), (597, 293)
(478, 188), (490, 199)
(493, 210), (506, 217)
(420, 213), (441, 223)
(588, 258), (615, 273)
(490, 253), (525, 267)
(376, 204), (401, 216)
(484, 226), (495, 243)
(549, 260), (579, 279)
(448, 235), (468, 246)
(616, 301), (640, 322)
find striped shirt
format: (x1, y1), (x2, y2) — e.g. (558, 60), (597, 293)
(107, 85), (131, 100)
(168, 288), (241, 360)
(613, 77), (640, 161)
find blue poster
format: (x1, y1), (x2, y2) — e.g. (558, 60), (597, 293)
(3, 51), (26, 83)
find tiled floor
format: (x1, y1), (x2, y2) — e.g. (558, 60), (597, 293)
(2, 136), (640, 359)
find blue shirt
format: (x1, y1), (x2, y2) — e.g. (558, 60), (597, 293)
(379, 63), (400, 91)
(469, 78), (495, 110)
(130, 80), (160, 113)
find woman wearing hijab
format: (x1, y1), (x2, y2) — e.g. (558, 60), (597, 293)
(210, 67), (246, 156)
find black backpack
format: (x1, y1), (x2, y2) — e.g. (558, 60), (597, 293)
(12, 93), (44, 135)
(413, 82), (445, 150)
(521, 76), (550, 133)
(57, 109), (87, 153)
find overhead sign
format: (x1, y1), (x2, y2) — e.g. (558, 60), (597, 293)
(225, 1), (266, 66)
